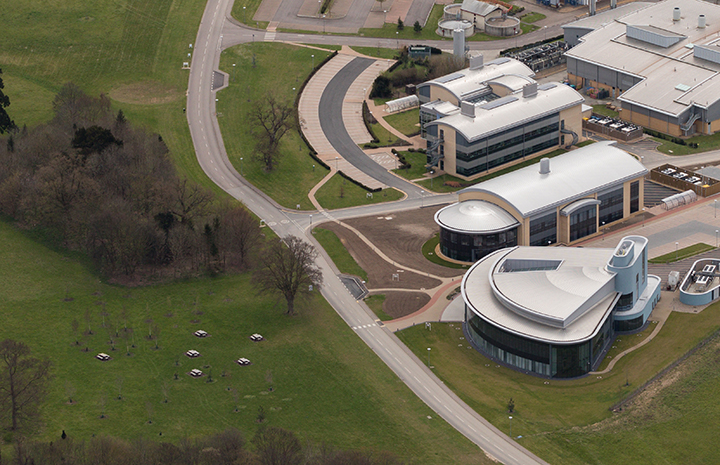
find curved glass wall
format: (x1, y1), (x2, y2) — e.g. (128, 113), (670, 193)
(465, 312), (613, 378)
(439, 226), (518, 262)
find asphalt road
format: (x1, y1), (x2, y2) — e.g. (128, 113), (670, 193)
(189, 1), (550, 462)
(318, 56), (426, 196)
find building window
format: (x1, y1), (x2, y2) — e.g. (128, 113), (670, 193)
(569, 204), (597, 241)
(598, 187), (624, 225)
(529, 212), (557, 246)
(630, 180), (640, 213)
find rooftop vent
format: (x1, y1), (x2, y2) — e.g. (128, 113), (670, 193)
(523, 82), (538, 98)
(539, 157), (550, 175)
(699, 14), (706, 28)
(461, 101), (475, 118)
(469, 54), (484, 70)
(673, 7), (681, 21)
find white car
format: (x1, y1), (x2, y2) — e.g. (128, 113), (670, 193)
(237, 358), (251, 366)
(95, 353), (111, 361)
(186, 350), (200, 358)
(194, 330), (208, 337)
(189, 369), (203, 377)
(250, 333), (264, 341)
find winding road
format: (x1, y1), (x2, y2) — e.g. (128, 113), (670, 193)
(188, 1), (550, 463)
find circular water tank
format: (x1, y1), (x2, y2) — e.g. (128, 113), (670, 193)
(485, 16), (520, 37)
(443, 4), (462, 20)
(436, 19), (474, 38)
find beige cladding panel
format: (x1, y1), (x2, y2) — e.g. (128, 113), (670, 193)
(442, 126), (458, 176)
(557, 212), (569, 244)
(430, 86), (460, 106)
(560, 104), (583, 142)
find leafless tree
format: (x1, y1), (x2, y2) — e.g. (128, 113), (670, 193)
(253, 236), (323, 315)
(0, 340), (53, 431)
(252, 426), (302, 465)
(251, 94), (295, 171)
(215, 202), (260, 269)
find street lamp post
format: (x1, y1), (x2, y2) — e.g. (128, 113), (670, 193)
(310, 214), (313, 227)
(715, 199), (717, 218)
(240, 157), (244, 176)
(427, 347), (431, 367)
(716, 230), (718, 248)
(311, 54), (315, 69)
(335, 156), (339, 170)
(396, 31), (399, 49)
(323, 14), (326, 34)
(509, 416), (513, 438)
(676, 241), (679, 261)
(420, 190), (425, 207)
(243, 5), (246, 23)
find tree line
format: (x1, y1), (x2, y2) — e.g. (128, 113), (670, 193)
(10, 427), (406, 465)
(0, 84), (260, 280)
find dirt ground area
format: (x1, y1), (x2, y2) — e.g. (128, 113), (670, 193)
(342, 206), (464, 279)
(376, 291), (431, 319)
(319, 221), (442, 290)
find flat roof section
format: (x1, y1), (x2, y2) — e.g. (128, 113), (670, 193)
(459, 141), (647, 218)
(435, 199), (520, 234)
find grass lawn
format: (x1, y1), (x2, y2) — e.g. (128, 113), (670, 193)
(418, 148), (568, 193)
(520, 12), (546, 23)
(592, 104), (619, 118)
(653, 131), (720, 155)
(315, 173), (404, 210)
(384, 108), (420, 137)
(518, 23), (540, 35)
(359, 5), (446, 41)
(392, 151), (429, 181)
(364, 294), (394, 321)
(367, 120), (406, 146)
(305, 44), (342, 51)
(231, 0), (269, 29)
(312, 227), (368, 281)
(422, 234), (470, 270)
(350, 46), (399, 59)
(0, 0), (230, 199)
(0, 219), (490, 464)
(397, 302), (720, 464)
(217, 43), (333, 210)
(648, 243), (715, 263)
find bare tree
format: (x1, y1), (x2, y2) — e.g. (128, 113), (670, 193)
(216, 202), (261, 269)
(251, 94), (295, 171)
(0, 340), (53, 431)
(252, 426), (302, 465)
(253, 236), (323, 316)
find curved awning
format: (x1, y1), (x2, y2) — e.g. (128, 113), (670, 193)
(560, 198), (601, 216)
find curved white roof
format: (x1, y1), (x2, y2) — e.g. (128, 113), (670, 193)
(435, 199), (520, 234)
(460, 141), (648, 218)
(461, 0), (501, 16)
(462, 245), (618, 344)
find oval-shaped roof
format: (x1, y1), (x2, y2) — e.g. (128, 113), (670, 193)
(435, 199), (520, 234)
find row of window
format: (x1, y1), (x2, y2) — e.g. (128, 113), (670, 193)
(439, 228), (518, 262)
(598, 187), (624, 226)
(456, 138), (558, 177)
(569, 205), (597, 242)
(456, 122), (559, 163)
(529, 212), (558, 247)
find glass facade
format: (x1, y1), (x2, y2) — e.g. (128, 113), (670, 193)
(569, 204), (597, 242)
(529, 212), (557, 246)
(439, 227), (518, 262)
(630, 180), (640, 214)
(615, 315), (644, 332)
(598, 187), (624, 225)
(465, 312), (613, 378)
(454, 114), (560, 177)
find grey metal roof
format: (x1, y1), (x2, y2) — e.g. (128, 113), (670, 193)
(462, 245), (618, 343)
(461, 0), (501, 17)
(561, 2), (651, 31)
(459, 141), (648, 218)
(428, 82), (583, 143)
(434, 199), (520, 234)
(565, 0), (720, 117)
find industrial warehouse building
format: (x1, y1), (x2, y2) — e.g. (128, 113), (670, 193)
(434, 141), (647, 262)
(417, 56), (585, 180)
(462, 235), (661, 378)
(565, 0), (720, 136)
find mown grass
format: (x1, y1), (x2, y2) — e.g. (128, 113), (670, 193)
(217, 43), (332, 210)
(0, 219), (490, 464)
(592, 104), (619, 118)
(653, 131), (720, 155)
(367, 120), (406, 146)
(398, 303), (720, 464)
(384, 108), (420, 137)
(648, 243), (715, 264)
(350, 46), (398, 59)
(520, 12), (546, 23)
(418, 148), (569, 193)
(312, 227), (368, 281)
(364, 294), (393, 321)
(230, 0), (269, 29)
(315, 173), (404, 210)
(359, 5), (445, 41)
(421, 234), (470, 269)
(392, 151), (429, 181)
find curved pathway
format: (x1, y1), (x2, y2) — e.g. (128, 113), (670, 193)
(188, 0), (547, 463)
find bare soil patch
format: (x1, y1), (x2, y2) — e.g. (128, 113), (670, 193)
(319, 222), (441, 290)
(109, 81), (181, 105)
(377, 291), (431, 319)
(342, 206), (463, 279)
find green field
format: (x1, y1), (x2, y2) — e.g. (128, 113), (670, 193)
(313, 227), (368, 281)
(592, 104), (620, 118)
(653, 131), (720, 155)
(422, 234), (470, 270)
(0, 219), (488, 463)
(350, 46), (399, 59)
(392, 151), (430, 181)
(398, 302), (720, 464)
(359, 5), (445, 41)
(315, 173), (404, 210)
(648, 243), (715, 264)
(365, 294), (393, 321)
(384, 108), (420, 137)
(520, 12), (546, 23)
(217, 43), (332, 210)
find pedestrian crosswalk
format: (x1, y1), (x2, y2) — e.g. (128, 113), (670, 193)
(264, 31), (276, 41)
(352, 323), (377, 330)
(368, 153), (396, 168)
